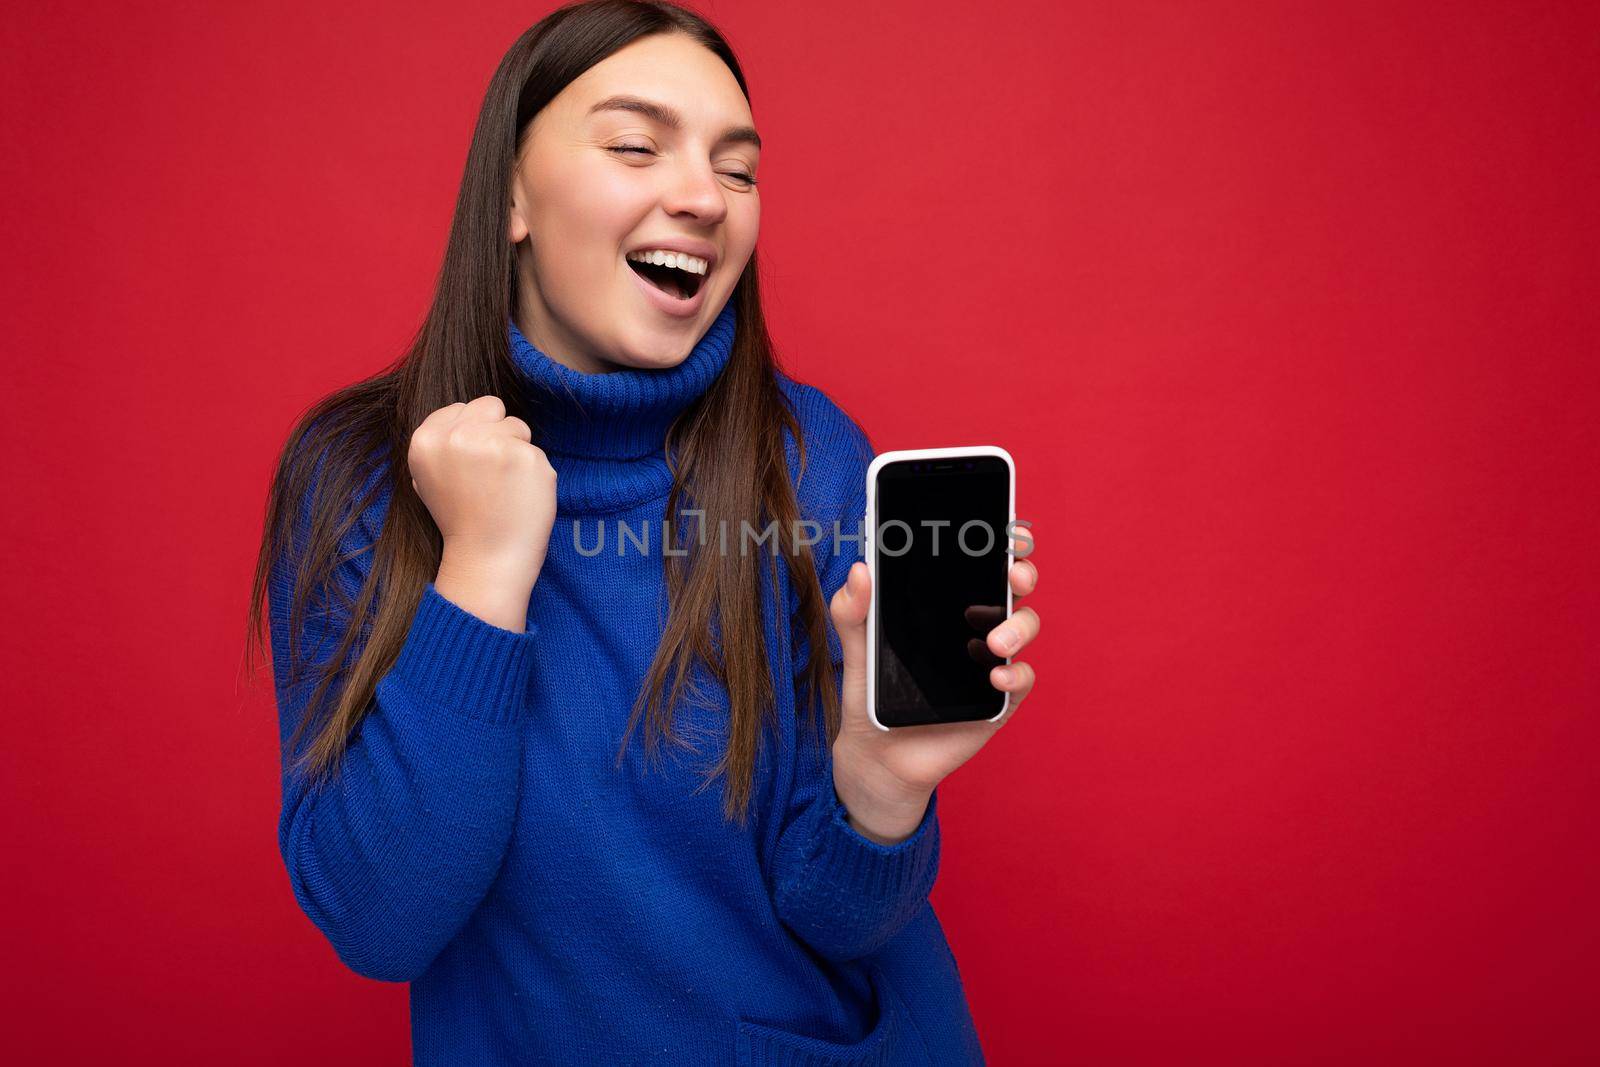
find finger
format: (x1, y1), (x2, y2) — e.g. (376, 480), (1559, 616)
(434, 401), (468, 426)
(987, 605), (1040, 658)
(963, 604), (1006, 632)
(965, 636), (1005, 666)
(1011, 521), (1036, 561)
(1009, 557), (1038, 598)
(414, 402), (464, 440)
(830, 561), (871, 697)
(990, 662), (1035, 728)
(989, 660), (1034, 701)
(830, 561), (870, 628)
(500, 414), (533, 442)
(462, 394), (506, 421)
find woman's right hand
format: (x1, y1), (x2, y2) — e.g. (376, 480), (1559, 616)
(409, 395), (556, 628)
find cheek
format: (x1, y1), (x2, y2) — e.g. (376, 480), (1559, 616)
(723, 200), (761, 277)
(529, 161), (648, 271)
(573, 169), (650, 241)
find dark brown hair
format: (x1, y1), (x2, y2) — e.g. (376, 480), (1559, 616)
(243, 0), (839, 825)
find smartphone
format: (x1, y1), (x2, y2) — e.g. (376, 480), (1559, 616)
(865, 446), (1018, 729)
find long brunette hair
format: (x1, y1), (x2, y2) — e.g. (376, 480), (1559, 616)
(243, 0), (839, 825)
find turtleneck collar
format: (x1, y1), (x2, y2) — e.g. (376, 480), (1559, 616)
(506, 297), (737, 514)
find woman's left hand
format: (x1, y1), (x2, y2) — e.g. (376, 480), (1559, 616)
(828, 524), (1040, 844)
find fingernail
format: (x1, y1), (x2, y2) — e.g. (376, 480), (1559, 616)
(994, 667), (1014, 686)
(996, 628), (1019, 653)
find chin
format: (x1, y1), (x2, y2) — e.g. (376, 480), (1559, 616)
(612, 327), (696, 371)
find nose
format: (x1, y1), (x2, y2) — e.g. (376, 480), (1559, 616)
(659, 158), (728, 225)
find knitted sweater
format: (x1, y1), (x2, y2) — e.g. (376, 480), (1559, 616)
(268, 296), (986, 1065)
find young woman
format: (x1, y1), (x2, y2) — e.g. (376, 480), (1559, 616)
(246, 2), (1041, 1063)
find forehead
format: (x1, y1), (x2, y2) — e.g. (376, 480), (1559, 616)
(558, 33), (753, 129)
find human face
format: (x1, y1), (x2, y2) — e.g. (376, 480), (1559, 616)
(507, 33), (761, 374)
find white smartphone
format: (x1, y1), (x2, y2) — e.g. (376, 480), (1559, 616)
(864, 446), (1018, 730)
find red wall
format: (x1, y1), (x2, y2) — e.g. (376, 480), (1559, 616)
(3, 1), (1596, 1062)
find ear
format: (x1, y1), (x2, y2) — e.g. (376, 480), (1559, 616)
(508, 177), (530, 244)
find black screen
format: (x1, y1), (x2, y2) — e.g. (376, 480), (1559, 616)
(874, 456), (1011, 726)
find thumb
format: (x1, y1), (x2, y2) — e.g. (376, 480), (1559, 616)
(830, 562), (870, 693)
(830, 561), (870, 628)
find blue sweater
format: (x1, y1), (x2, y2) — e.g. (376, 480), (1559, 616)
(269, 296), (985, 1065)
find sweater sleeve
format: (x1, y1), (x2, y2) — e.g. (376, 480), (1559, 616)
(268, 458), (537, 983)
(766, 397), (941, 963)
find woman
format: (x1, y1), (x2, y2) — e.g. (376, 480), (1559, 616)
(246, 2), (1041, 1063)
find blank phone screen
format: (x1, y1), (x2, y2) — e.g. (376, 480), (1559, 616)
(873, 456), (1012, 726)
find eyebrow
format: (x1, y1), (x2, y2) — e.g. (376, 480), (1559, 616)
(587, 94), (762, 150)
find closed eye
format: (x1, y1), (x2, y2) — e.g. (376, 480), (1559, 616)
(606, 145), (757, 186)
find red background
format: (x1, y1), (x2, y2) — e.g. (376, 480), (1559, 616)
(3, 1), (1597, 1062)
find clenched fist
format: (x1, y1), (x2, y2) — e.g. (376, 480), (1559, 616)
(409, 395), (557, 627)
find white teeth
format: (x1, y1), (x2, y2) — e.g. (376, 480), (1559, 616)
(625, 249), (709, 276)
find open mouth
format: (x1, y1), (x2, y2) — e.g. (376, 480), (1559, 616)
(626, 257), (705, 301)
